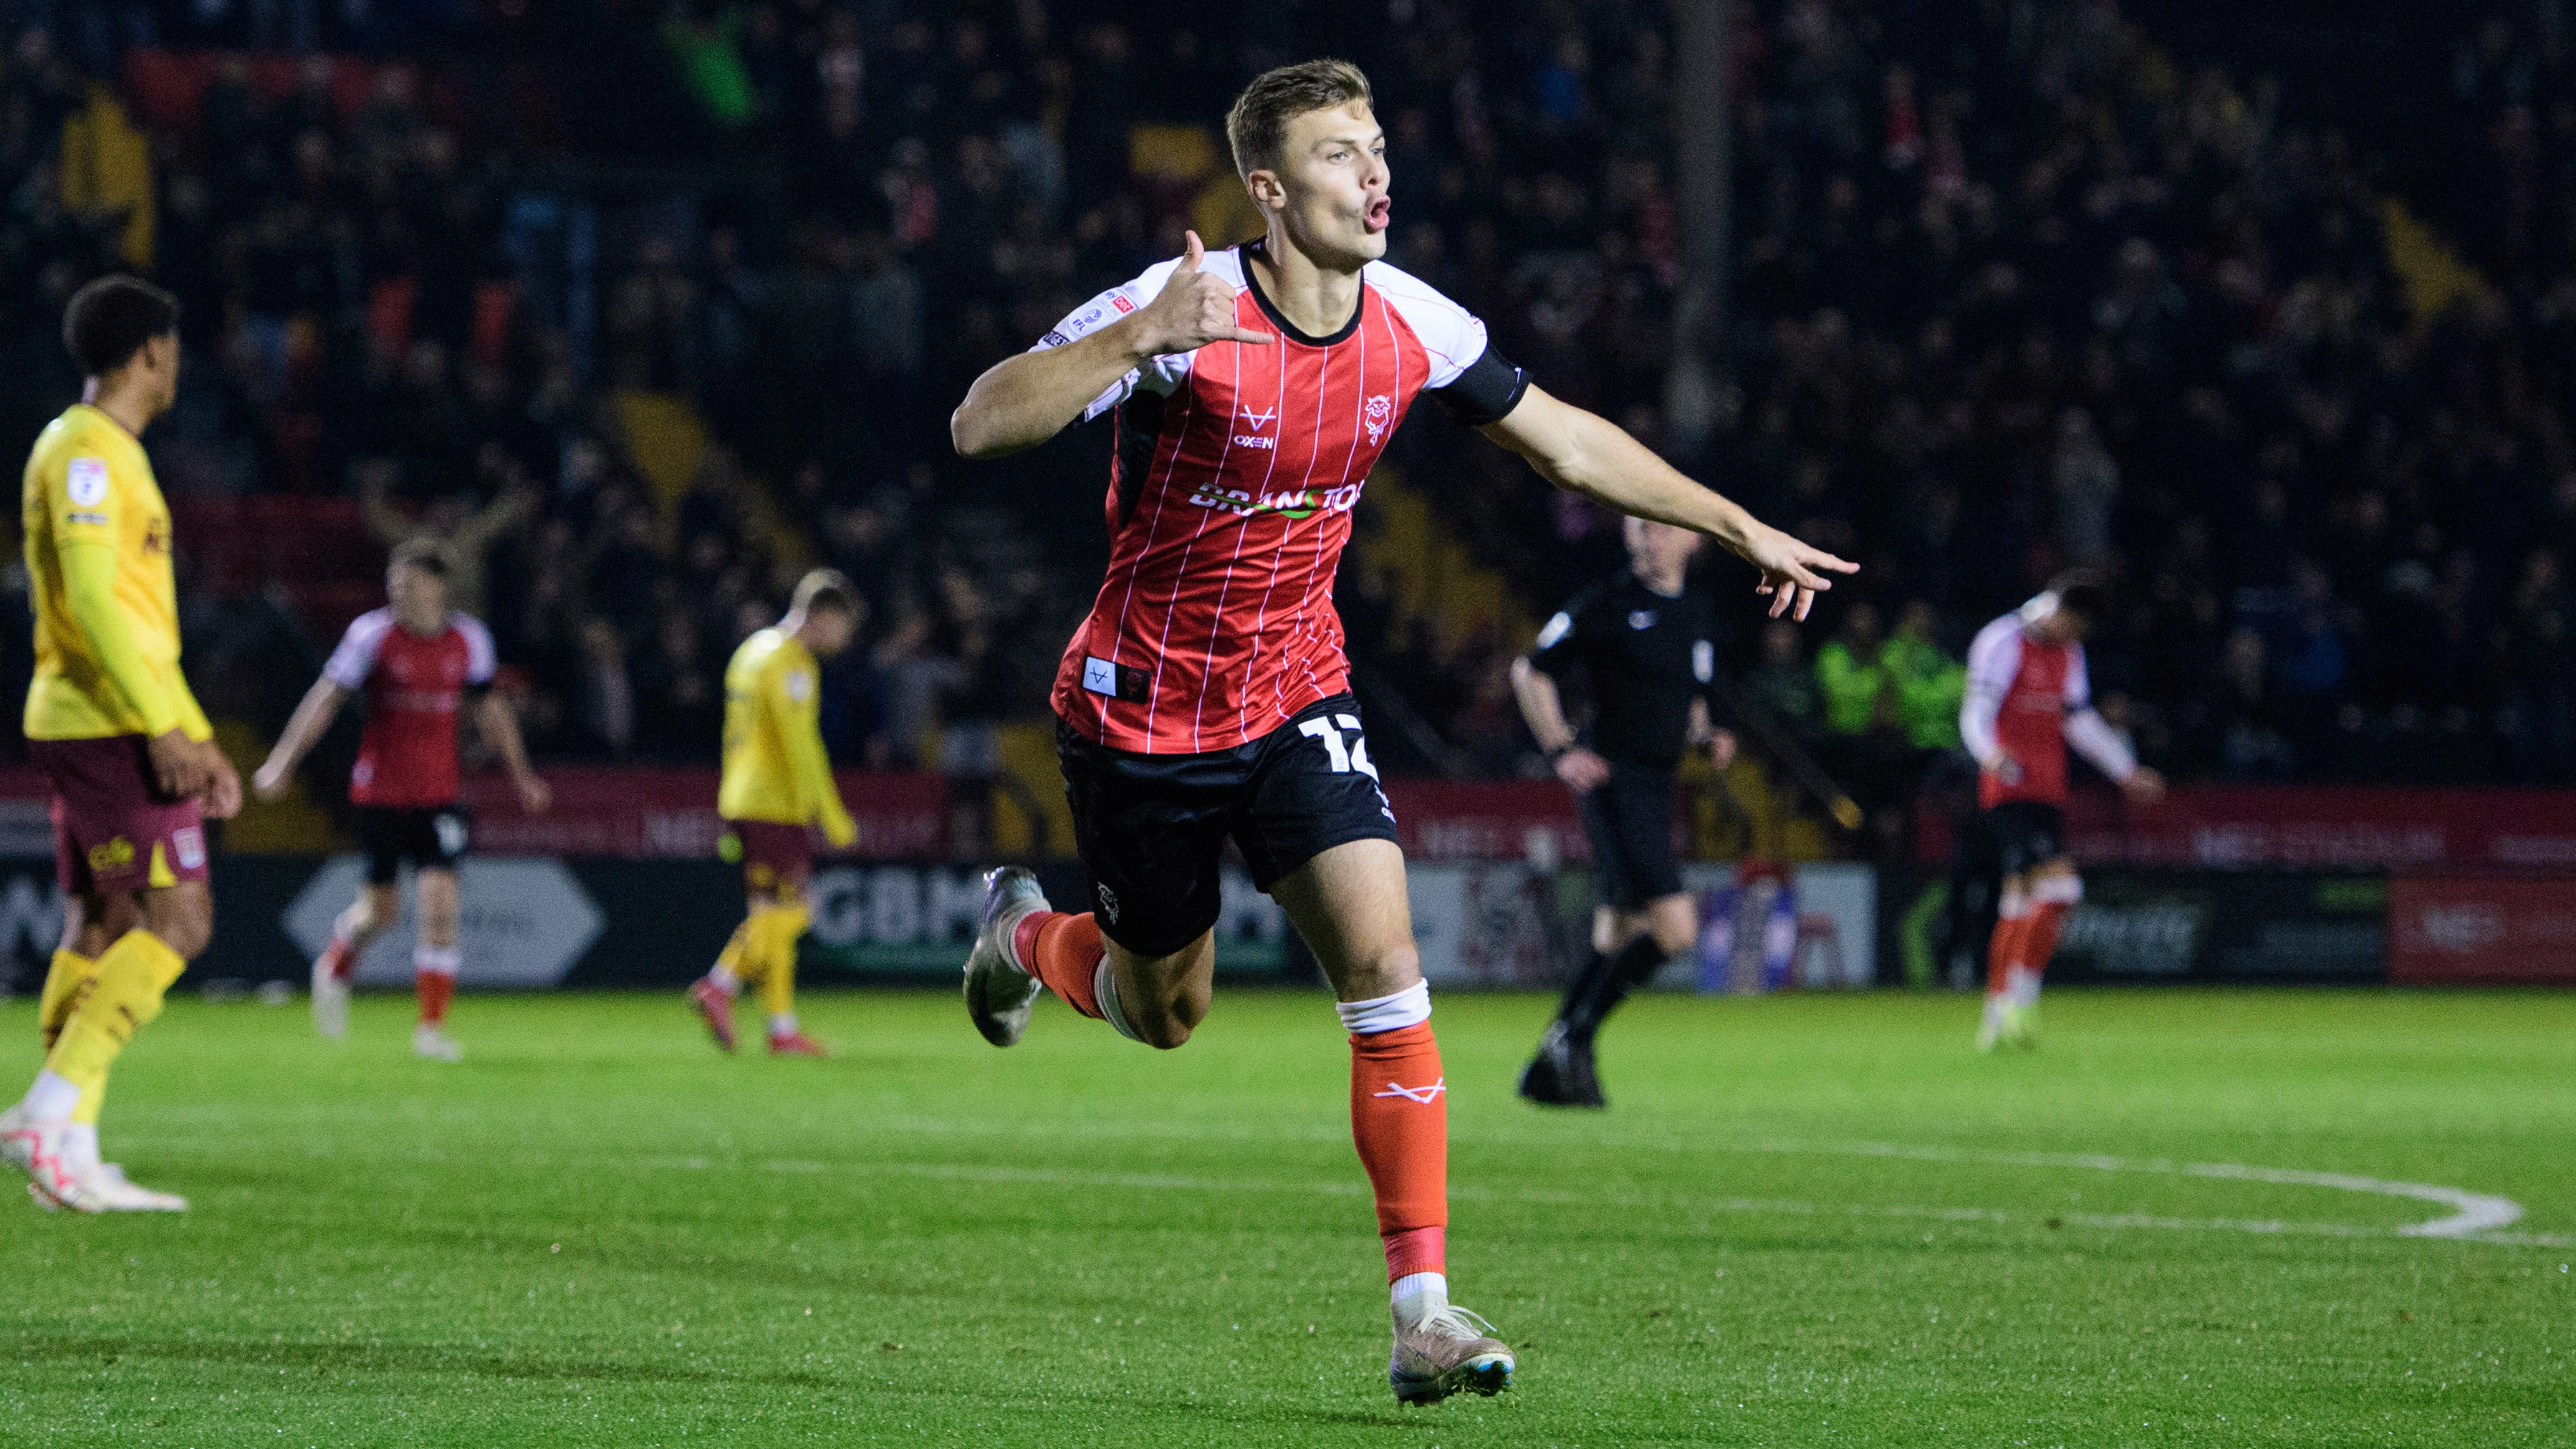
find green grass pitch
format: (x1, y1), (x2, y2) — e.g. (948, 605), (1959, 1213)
(0, 986), (2569, 1446)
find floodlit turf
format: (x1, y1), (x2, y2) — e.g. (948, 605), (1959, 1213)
(0, 986), (2570, 1446)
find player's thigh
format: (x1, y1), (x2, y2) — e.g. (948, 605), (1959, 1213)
(357, 809), (408, 887)
(1058, 727), (1233, 961)
(1574, 784), (1638, 918)
(1991, 804), (2065, 900)
(62, 889), (127, 957)
(1266, 837), (1419, 1002)
(735, 822), (813, 908)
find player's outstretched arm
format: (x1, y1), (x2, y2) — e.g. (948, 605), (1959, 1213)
(951, 230), (1269, 460)
(1480, 384), (1856, 620)
(251, 678), (347, 803)
(472, 690), (551, 814)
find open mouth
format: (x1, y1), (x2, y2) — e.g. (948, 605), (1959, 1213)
(1365, 196), (1392, 233)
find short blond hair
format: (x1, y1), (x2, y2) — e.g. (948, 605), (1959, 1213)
(791, 567), (857, 617)
(1225, 59), (1373, 180)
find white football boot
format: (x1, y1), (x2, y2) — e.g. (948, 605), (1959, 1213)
(32, 1160), (187, 1213)
(1390, 1302), (1517, 1405)
(413, 1025), (465, 1062)
(963, 867), (1048, 1046)
(311, 947), (352, 1039)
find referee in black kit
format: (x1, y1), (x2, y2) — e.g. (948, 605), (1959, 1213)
(1510, 516), (1736, 1108)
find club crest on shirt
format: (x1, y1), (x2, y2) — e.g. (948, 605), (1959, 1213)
(1362, 394), (1393, 443)
(1629, 610), (1657, 630)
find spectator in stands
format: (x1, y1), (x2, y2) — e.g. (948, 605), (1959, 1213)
(1883, 600), (1965, 754)
(1743, 620), (1822, 749)
(2, 0), (2570, 801)
(2503, 549), (2575, 781)
(1815, 603), (1890, 741)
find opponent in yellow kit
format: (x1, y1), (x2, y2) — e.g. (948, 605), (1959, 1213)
(1, 276), (241, 1213)
(688, 569), (860, 1056)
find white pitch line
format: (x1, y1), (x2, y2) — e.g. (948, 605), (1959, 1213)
(706, 1154), (2561, 1247)
(1730, 1138), (2527, 1239)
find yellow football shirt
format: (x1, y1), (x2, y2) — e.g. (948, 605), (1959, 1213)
(20, 403), (209, 742)
(719, 627), (850, 830)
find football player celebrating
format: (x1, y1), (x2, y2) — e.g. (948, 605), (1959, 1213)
(255, 538), (549, 1061)
(951, 59), (1852, 1403)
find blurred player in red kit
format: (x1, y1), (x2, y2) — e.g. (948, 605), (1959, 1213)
(254, 539), (550, 1060)
(949, 59), (1852, 1403)
(1959, 574), (2164, 1050)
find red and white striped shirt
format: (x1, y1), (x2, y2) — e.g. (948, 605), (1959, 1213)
(1961, 597), (2137, 808)
(324, 607), (496, 808)
(1037, 244), (1524, 754)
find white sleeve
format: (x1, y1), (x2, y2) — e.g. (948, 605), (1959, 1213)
(1368, 261), (1491, 389)
(456, 614), (498, 686)
(322, 611), (392, 690)
(1959, 620), (2019, 770)
(1031, 259), (1197, 423)
(2060, 648), (2138, 781)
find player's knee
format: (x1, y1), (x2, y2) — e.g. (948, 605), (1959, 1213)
(144, 892), (213, 959)
(1134, 978), (1211, 1050)
(1344, 940), (1422, 1001)
(1647, 895), (1698, 955)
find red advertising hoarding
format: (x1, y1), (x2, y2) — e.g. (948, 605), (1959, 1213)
(456, 767), (946, 860)
(2388, 877), (2576, 986)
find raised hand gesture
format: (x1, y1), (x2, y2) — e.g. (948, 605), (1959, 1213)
(1736, 521), (1860, 621)
(1134, 231), (1274, 357)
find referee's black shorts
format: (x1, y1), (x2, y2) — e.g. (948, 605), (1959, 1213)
(1577, 764), (1683, 911)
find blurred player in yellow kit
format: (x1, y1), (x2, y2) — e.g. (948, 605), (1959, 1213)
(688, 570), (860, 1056)
(0, 276), (242, 1213)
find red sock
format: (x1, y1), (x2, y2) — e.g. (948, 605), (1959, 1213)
(415, 971), (454, 1026)
(1350, 1021), (1448, 1281)
(1012, 911), (1107, 1019)
(1986, 913), (2029, 996)
(2023, 902), (2068, 976)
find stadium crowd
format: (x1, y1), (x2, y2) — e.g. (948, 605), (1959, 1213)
(0, 0), (2571, 801)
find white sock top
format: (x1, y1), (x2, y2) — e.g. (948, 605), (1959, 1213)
(1391, 1271), (1451, 1327)
(1337, 980), (1431, 1034)
(769, 1013), (798, 1036)
(20, 1069), (80, 1123)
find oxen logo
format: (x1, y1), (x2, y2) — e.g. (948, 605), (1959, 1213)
(1362, 394), (1393, 443)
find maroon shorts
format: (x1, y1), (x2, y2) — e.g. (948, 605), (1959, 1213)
(30, 736), (211, 897)
(721, 820), (812, 899)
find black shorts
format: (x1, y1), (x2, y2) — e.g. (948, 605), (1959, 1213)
(357, 804), (469, 885)
(1057, 693), (1400, 958)
(1576, 764), (1683, 911)
(1977, 801), (2067, 879)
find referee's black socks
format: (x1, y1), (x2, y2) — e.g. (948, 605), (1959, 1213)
(1559, 935), (1670, 1046)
